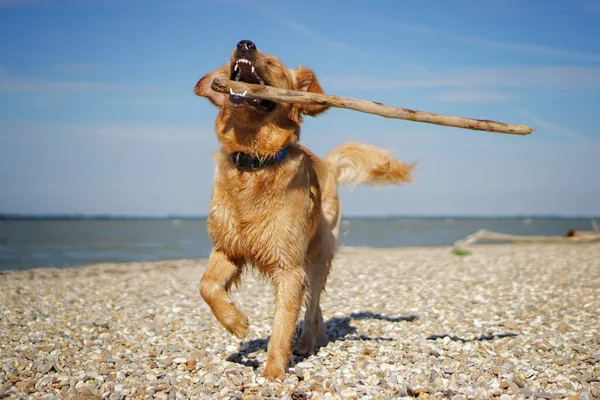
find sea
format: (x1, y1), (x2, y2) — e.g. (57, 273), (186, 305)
(0, 217), (596, 271)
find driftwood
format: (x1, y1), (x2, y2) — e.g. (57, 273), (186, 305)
(453, 229), (600, 249)
(211, 78), (534, 136)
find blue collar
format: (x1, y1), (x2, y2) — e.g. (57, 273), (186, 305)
(230, 147), (289, 171)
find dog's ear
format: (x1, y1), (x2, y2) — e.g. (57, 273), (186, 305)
(290, 67), (329, 116)
(194, 64), (229, 107)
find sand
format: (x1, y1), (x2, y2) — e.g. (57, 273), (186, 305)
(1, 243), (599, 399)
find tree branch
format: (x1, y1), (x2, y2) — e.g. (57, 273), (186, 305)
(211, 78), (534, 136)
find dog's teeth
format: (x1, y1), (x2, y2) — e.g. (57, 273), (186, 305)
(251, 66), (255, 74)
(229, 88), (234, 95)
(242, 90), (247, 97)
(234, 63), (239, 72)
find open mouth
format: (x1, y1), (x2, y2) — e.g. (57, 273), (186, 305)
(229, 58), (276, 112)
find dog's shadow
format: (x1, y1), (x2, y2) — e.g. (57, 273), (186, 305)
(225, 311), (418, 368)
(226, 312), (520, 368)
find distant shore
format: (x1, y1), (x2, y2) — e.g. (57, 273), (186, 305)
(1, 243), (598, 399)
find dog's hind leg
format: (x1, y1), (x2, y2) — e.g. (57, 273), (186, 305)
(262, 268), (306, 380)
(293, 230), (335, 357)
(199, 249), (248, 339)
(293, 262), (329, 357)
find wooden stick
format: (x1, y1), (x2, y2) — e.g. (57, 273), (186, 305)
(211, 78), (533, 135)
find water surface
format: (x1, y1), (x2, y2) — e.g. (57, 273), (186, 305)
(0, 217), (594, 271)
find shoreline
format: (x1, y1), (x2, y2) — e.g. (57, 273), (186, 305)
(1, 243), (599, 399)
(2, 243), (465, 274)
(1, 241), (593, 274)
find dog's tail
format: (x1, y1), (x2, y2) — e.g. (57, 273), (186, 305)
(324, 142), (414, 186)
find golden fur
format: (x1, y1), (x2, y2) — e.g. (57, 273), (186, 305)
(194, 41), (414, 380)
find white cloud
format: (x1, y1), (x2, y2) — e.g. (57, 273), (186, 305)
(0, 79), (117, 92)
(446, 66), (600, 88)
(0, 0), (41, 7)
(72, 123), (215, 144)
(431, 91), (519, 103)
(0, 121), (216, 145)
(517, 110), (590, 142)
(323, 75), (448, 90)
(52, 62), (110, 74)
(576, 0), (600, 14)
(254, 3), (365, 55)
(516, 109), (600, 155)
(383, 19), (600, 63)
(324, 66), (600, 91)
(280, 19), (365, 55)
(0, 67), (165, 93)
(457, 36), (600, 64)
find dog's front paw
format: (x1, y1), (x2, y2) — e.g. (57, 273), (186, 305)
(224, 312), (248, 339)
(261, 364), (286, 381)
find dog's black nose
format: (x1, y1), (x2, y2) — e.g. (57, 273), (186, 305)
(237, 40), (256, 56)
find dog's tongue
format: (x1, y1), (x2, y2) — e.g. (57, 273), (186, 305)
(229, 94), (245, 104)
(229, 94), (251, 105)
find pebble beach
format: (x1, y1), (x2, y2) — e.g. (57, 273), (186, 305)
(1, 243), (599, 399)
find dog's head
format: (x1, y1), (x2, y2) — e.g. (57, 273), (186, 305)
(194, 40), (329, 127)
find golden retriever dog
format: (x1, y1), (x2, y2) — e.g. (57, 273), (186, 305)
(194, 40), (413, 380)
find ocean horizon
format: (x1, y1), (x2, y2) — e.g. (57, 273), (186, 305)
(1, 216), (597, 271)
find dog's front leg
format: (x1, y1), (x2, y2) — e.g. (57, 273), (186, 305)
(199, 249), (247, 338)
(262, 268), (305, 380)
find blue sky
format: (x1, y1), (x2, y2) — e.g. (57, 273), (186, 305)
(1, 0), (599, 217)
